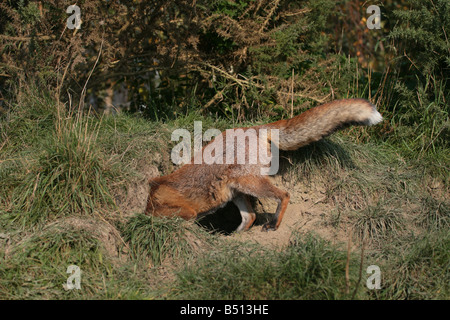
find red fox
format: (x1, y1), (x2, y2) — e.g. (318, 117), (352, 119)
(145, 99), (383, 232)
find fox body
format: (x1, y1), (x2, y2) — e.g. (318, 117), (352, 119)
(146, 98), (383, 232)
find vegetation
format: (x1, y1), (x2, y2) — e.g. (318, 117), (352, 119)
(0, 0), (448, 300)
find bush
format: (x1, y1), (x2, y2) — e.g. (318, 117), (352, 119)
(385, 0), (450, 154)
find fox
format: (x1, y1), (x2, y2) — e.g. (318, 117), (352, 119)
(145, 98), (383, 232)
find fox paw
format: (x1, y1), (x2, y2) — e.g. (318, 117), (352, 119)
(261, 222), (278, 232)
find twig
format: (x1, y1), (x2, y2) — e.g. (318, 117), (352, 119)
(351, 238), (366, 299)
(0, 34), (55, 41)
(345, 227), (352, 295)
(79, 39), (104, 112)
(259, 0), (281, 33)
(200, 63), (248, 87)
(202, 87), (227, 110)
(198, 63), (328, 103)
(280, 8), (311, 17)
(290, 68), (294, 118)
(313, 196), (327, 205)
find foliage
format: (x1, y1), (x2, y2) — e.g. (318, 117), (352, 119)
(0, 0), (363, 119)
(384, 0), (450, 154)
(388, 0), (450, 78)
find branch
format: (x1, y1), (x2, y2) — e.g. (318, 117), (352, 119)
(0, 34), (56, 41)
(259, 0), (281, 33)
(351, 239), (366, 299)
(280, 8), (311, 17)
(197, 62), (328, 103)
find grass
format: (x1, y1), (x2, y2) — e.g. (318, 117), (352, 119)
(0, 223), (113, 299)
(370, 230), (450, 299)
(351, 200), (405, 245)
(119, 213), (212, 266)
(12, 115), (114, 225)
(0, 89), (116, 226)
(416, 196), (450, 230)
(0, 83), (448, 300)
(169, 233), (359, 300)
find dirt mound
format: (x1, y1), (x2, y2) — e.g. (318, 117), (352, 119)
(45, 216), (126, 261)
(114, 155), (161, 216)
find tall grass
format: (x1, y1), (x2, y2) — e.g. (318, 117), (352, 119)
(371, 231), (450, 299)
(391, 76), (449, 157)
(15, 115), (113, 224)
(1, 86), (117, 226)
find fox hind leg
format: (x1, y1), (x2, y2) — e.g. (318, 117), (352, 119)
(232, 176), (290, 231)
(233, 194), (256, 232)
(261, 194), (290, 231)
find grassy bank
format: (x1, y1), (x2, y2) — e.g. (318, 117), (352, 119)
(0, 85), (448, 300)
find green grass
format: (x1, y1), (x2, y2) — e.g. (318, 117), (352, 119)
(0, 223), (113, 299)
(119, 213), (213, 266)
(0, 83), (448, 300)
(10, 115), (114, 225)
(351, 200), (405, 245)
(169, 233), (360, 300)
(370, 230), (450, 299)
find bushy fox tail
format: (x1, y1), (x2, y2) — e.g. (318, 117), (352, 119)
(265, 98), (382, 150)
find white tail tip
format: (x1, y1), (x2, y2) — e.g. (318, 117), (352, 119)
(368, 109), (383, 125)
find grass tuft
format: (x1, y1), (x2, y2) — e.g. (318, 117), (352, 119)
(351, 200), (405, 244)
(6, 111), (114, 226)
(120, 213), (210, 266)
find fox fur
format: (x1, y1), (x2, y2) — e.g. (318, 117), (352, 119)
(146, 98), (383, 232)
